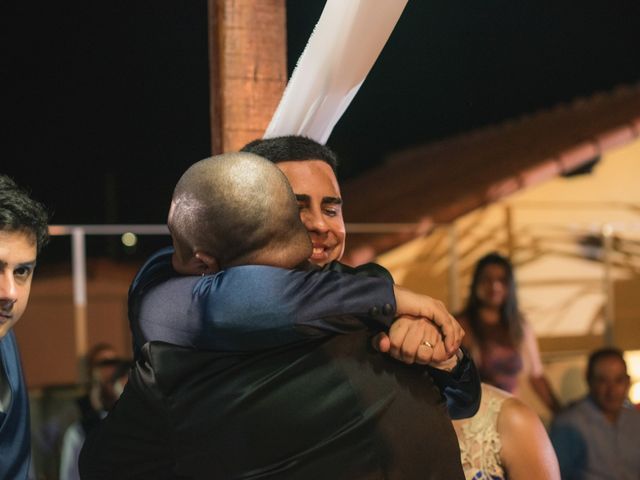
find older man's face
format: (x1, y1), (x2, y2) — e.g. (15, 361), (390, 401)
(277, 160), (346, 266)
(0, 231), (37, 339)
(589, 355), (630, 419)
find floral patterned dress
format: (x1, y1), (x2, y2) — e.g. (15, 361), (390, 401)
(454, 384), (507, 480)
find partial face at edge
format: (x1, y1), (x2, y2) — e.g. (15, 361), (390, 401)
(277, 160), (346, 267)
(0, 231), (38, 339)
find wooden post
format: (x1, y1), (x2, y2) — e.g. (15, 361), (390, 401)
(207, 0), (287, 154)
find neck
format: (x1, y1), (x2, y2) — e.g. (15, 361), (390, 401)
(225, 240), (310, 270)
(604, 411), (619, 423)
(478, 306), (501, 325)
(591, 397), (622, 424)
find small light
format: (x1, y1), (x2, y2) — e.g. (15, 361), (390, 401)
(630, 382), (640, 405)
(602, 224), (614, 238)
(624, 350), (640, 378)
(121, 232), (137, 247)
(624, 350), (640, 404)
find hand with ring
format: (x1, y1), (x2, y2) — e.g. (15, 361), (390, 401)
(373, 315), (457, 366)
(392, 286), (464, 355)
(372, 315), (448, 365)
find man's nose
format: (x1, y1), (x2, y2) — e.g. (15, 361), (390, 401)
(0, 272), (18, 304)
(302, 210), (329, 234)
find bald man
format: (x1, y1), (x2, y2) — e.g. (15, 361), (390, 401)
(80, 153), (467, 479)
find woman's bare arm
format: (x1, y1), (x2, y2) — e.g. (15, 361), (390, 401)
(522, 323), (561, 413)
(498, 397), (560, 480)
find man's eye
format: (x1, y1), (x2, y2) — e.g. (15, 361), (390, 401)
(324, 208), (338, 217)
(15, 267), (32, 279)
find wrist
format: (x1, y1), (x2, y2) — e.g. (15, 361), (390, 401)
(430, 348), (463, 372)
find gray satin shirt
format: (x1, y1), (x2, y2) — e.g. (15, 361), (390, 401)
(550, 396), (640, 480)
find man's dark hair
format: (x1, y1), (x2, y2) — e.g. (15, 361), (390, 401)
(586, 347), (627, 382)
(241, 136), (338, 173)
(0, 175), (49, 253)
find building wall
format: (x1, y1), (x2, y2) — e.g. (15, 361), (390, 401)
(14, 260), (138, 388)
(379, 138), (640, 345)
(377, 138), (640, 409)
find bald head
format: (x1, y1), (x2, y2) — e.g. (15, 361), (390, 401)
(169, 152), (311, 270)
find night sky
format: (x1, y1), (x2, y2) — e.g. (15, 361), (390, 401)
(3, 0), (640, 260)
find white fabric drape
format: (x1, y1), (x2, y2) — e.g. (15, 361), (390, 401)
(264, 0), (408, 144)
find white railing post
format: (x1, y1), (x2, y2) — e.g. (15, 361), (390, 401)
(71, 227), (88, 381)
(602, 223), (615, 346)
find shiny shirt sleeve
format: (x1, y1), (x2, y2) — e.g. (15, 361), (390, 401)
(131, 257), (396, 353)
(427, 348), (481, 419)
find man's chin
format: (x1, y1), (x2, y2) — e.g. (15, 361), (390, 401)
(0, 321), (15, 339)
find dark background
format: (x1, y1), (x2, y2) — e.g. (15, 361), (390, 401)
(3, 0), (640, 259)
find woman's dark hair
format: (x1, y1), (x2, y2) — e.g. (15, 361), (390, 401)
(463, 252), (524, 345)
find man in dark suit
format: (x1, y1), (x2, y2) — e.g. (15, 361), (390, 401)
(80, 153), (477, 479)
(0, 175), (49, 480)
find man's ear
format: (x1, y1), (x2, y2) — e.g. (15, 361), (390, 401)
(194, 251), (220, 274)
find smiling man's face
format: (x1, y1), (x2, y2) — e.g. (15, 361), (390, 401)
(0, 230), (37, 339)
(277, 160), (346, 267)
(589, 355), (630, 420)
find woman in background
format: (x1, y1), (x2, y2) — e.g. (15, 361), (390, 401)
(458, 252), (560, 413)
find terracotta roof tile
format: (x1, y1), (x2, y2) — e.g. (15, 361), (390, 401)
(558, 142), (599, 173)
(341, 83), (640, 263)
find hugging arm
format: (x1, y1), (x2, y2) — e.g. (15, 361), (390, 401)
(130, 249), (479, 419)
(129, 250), (397, 354)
